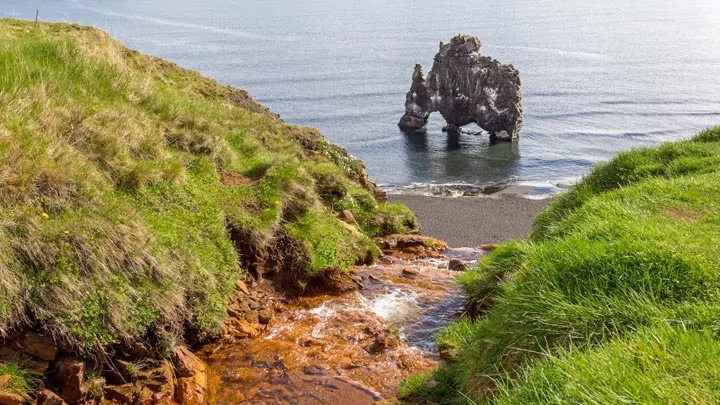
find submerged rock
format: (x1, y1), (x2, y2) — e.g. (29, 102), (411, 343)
(399, 35), (523, 141)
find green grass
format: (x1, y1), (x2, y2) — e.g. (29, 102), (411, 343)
(0, 19), (416, 356)
(0, 361), (41, 399)
(494, 324), (720, 404)
(403, 127), (720, 404)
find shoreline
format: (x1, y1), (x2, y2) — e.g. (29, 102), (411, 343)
(388, 191), (552, 247)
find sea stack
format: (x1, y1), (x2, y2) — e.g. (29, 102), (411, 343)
(399, 35), (523, 141)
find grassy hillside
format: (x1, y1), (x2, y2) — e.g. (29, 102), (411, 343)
(401, 127), (720, 404)
(0, 19), (417, 358)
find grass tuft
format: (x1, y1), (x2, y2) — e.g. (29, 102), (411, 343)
(0, 361), (41, 399)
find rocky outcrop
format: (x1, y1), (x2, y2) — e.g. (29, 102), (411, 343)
(375, 234), (448, 260)
(399, 35), (523, 141)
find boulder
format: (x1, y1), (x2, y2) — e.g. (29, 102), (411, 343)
(0, 376), (9, 387)
(142, 360), (174, 395)
(0, 391), (24, 405)
(36, 389), (67, 405)
(172, 347), (206, 378)
(171, 346), (208, 404)
(399, 35), (522, 141)
(103, 384), (135, 404)
(55, 356), (86, 404)
(174, 372), (207, 405)
(19, 332), (58, 361)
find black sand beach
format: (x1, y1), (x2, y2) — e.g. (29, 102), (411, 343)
(389, 192), (551, 247)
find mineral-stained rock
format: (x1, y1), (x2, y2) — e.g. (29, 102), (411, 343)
(171, 347), (207, 404)
(399, 35), (522, 141)
(172, 347), (206, 378)
(174, 373), (207, 405)
(103, 384), (135, 404)
(36, 388), (67, 405)
(0, 390), (24, 405)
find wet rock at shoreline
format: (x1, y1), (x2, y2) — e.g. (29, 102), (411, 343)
(399, 35), (522, 141)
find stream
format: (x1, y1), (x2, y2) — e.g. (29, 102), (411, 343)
(200, 248), (484, 404)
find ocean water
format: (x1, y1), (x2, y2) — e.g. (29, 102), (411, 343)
(3, 0), (720, 190)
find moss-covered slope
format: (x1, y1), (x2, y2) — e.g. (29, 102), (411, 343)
(402, 127), (720, 404)
(0, 19), (416, 356)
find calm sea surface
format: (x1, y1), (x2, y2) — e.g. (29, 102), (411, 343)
(3, 0), (720, 189)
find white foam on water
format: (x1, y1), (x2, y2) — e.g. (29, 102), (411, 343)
(369, 290), (422, 323)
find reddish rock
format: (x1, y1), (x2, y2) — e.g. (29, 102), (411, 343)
(235, 280), (250, 295)
(0, 391), (24, 405)
(172, 346), (206, 378)
(142, 361), (174, 402)
(376, 234), (449, 259)
(20, 332), (58, 361)
(257, 309), (273, 325)
(230, 319), (259, 338)
(55, 356), (86, 404)
(171, 348), (207, 405)
(174, 373), (207, 405)
(365, 330), (399, 354)
(135, 386), (154, 405)
(401, 268), (419, 277)
(0, 348), (19, 363)
(226, 303), (244, 319)
(103, 384), (135, 404)
(36, 389), (67, 405)
(0, 376), (9, 387)
(244, 312), (259, 324)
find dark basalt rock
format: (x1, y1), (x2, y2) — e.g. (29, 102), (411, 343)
(399, 35), (523, 141)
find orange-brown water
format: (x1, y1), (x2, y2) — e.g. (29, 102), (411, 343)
(200, 250), (481, 404)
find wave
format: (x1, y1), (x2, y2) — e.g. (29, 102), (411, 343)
(383, 179), (574, 199)
(69, 0), (296, 41)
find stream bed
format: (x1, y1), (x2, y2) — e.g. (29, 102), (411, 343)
(199, 248), (483, 404)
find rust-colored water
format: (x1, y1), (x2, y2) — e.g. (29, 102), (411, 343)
(201, 250), (481, 404)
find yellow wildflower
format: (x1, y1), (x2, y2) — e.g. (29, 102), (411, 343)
(41, 212), (49, 219)
(64, 230), (70, 235)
